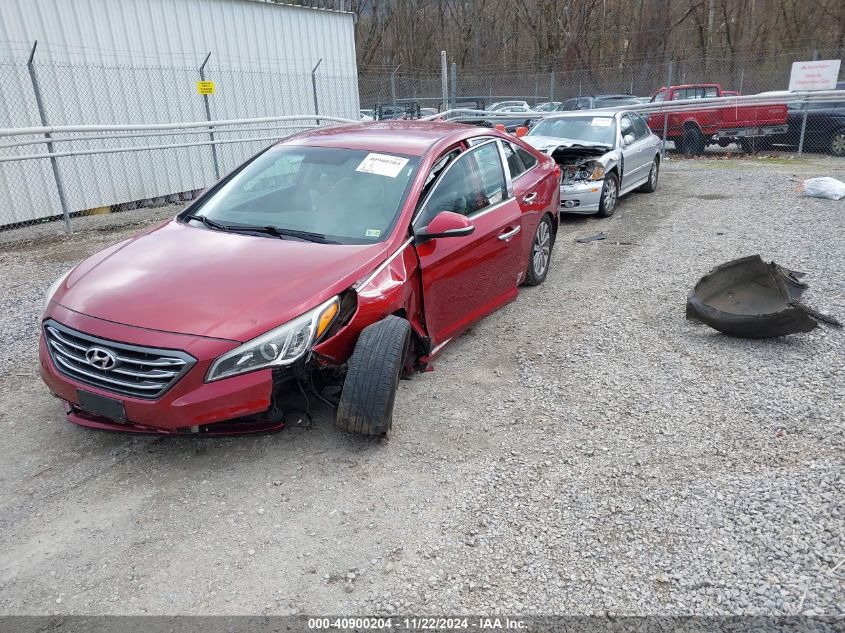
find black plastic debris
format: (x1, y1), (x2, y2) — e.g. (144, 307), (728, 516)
(576, 232), (606, 243)
(686, 255), (842, 338)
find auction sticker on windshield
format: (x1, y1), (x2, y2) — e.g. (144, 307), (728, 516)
(356, 153), (409, 177)
(591, 118), (613, 126)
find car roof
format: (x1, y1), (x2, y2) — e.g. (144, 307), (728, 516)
(592, 94), (639, 99)
(542, 110), (623, 119)
(282, 120), (486, 156)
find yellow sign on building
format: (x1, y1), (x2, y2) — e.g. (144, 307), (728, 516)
(196, 81), (215, 95)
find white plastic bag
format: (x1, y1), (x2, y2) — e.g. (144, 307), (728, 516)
(801, 177), (845, 200)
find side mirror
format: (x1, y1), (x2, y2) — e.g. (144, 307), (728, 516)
(623, 133), (636, 146)
(515, 126), (529, 137)
(416, 211), (475, 241)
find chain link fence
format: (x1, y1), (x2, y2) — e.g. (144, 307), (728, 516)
(0, 48), (357, 233)
(361, 48), (845, 108)
(360, 47), (845, 154)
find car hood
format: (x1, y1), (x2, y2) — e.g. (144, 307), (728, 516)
(53, 220), (389, 342)
(524, 135), (614, 156)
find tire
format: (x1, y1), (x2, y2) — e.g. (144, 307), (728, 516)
(336, 315), (410, 437)
(638, 157), (659, 193)
(830, 128), (845, 157)
(596, 172), (619, 218)
(524, 214), (553, 286)
(681, 127), (706, 156)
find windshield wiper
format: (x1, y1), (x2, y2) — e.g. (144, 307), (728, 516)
(184, 214), (228, 231)
(220, 224), (338, 244)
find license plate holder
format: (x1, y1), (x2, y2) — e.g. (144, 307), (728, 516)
(76, 389), (127, 423)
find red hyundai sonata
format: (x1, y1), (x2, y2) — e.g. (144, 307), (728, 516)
(39, 121), (560, 436)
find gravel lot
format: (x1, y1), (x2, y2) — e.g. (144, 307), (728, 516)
(0, 156), (843, 617)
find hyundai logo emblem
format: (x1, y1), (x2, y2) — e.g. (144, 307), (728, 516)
(85, 346), (118, 370)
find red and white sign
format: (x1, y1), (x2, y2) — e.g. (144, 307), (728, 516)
(788, 59), (841, 92)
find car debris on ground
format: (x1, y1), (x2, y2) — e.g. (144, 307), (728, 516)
(686, 254), (842, 337)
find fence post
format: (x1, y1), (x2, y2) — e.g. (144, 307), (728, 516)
(440, 51), (448, 112)
(390, 63), (400, 106)
(549, 70), (555, 102)
(797, 99), (809, 156)
(661, 60), (673, 159)
(199, 52), (220, 180)
(450, 62), (457, 107)
(27, 41), (71, 231)
(311, 58), (323, 126)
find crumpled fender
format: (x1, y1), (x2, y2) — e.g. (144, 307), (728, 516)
(686, 255), (841, 338)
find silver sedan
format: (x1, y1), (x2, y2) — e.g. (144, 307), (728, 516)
(523, 110), (662, 217)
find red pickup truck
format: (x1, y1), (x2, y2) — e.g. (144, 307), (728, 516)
(647, 84), (788, 154)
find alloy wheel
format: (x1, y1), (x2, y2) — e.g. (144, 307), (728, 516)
(532, 220), (551, 277)
(603, 178), (617, 212)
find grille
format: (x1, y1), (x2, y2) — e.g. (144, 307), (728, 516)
(43, 320), (195, 399)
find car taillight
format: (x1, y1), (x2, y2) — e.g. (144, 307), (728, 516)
(554, 165), (561, 180)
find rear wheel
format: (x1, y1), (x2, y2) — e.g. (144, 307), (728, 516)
(336, 316), (410, 437)
(524, 214), (553, 286)
(596, 172), (619, 218)
(638, 157), (659, 193)
(682, 127), (706, 156)
(830, 128), (845, 157)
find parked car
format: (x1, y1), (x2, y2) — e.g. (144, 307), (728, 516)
(557, 94), (643, 111)
(523, 110), (662, 217)
(768, 97), (845, 156)
(419, 107), (439, 117)
(360, 109), (374, 121)
(496, 105), (531, 113)
(534, 102), (562, 112)
(488, 100), (530, 111)
(374, 104), (405, 120)
(645, 83), (788, 155)
(39, 122), (560, 437)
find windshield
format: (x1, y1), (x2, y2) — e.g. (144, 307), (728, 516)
(188, 146), (419, 245)
(528, 116), (617, 146)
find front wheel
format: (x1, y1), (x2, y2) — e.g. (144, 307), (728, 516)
(830, 128), (845, 157)
(336, 315), (411, 437)
(638, 157), (659, 193)
(524, 214), (553, 286)
(596, 172), (619, 218)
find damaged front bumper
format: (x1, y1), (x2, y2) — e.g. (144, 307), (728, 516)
(559, 180), (604, 214)
(686, 255), (841, 338)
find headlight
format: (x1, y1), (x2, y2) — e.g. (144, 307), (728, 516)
(589, 164), (606, 180)
(206, 296), (340, 382)
(43, 268), (73, 310)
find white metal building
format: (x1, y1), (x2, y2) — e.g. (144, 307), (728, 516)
(0, 0), (359, 226)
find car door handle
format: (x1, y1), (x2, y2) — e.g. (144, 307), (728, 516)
(522, 192), (538, 203)
(497, 226), (521, 241)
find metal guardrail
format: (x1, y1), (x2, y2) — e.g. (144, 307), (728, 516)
(0, 115), (360, 230)
(423, 89), (844, 120)
(0, 92), (841, 233)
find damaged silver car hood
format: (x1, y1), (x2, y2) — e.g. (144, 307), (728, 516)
(523, 135), (614, 157)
